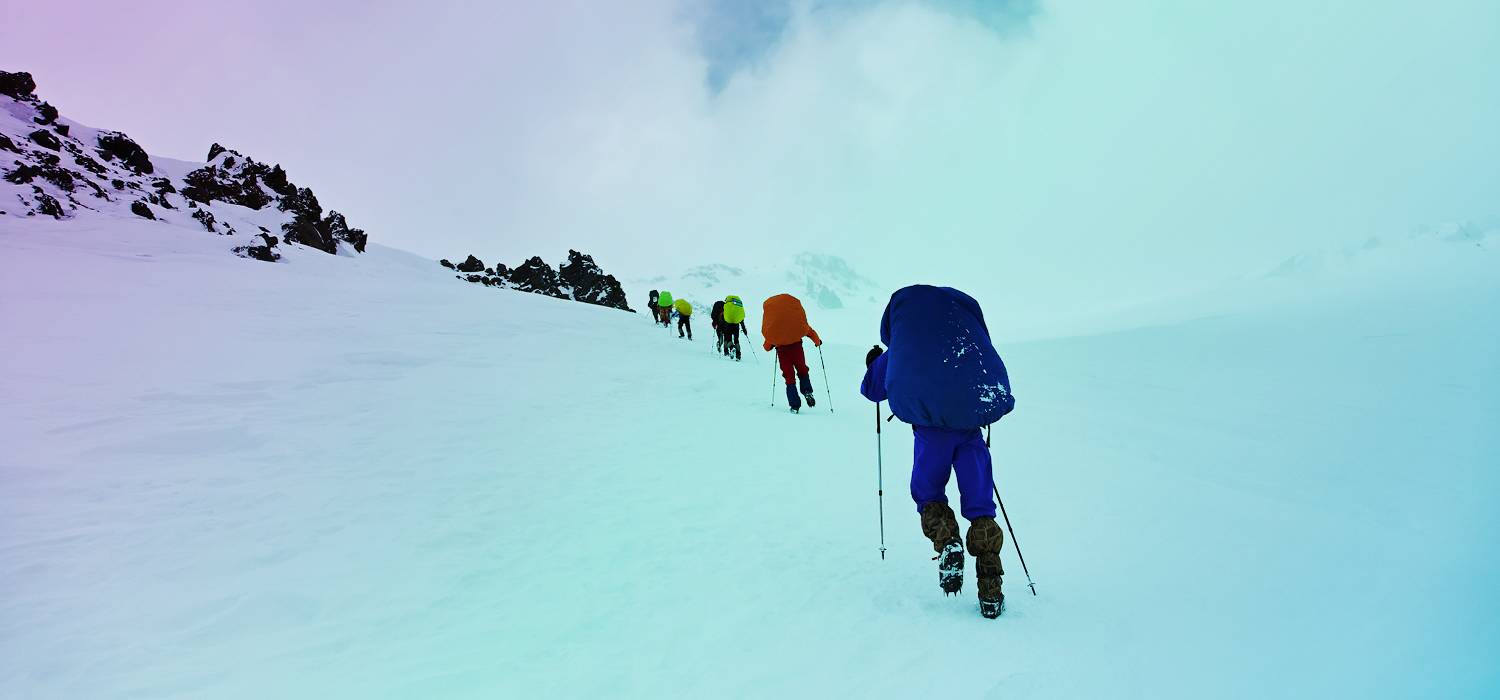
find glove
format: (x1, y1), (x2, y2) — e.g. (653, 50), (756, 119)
(866, 344), (883, 367)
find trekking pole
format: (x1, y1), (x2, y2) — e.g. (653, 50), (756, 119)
(988, 426), (1036, 595)
(816, 345), (833, 413)
(769, 350), (777, 407)
(876, 401), (887, 560)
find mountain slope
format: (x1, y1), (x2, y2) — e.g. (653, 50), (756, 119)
(2, 214), (1496, 698)
(1, 70), (365, 261)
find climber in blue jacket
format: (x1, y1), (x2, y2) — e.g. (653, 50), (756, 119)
(861, 284), (1015, 618)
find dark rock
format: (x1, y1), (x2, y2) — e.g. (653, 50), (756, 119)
(183, 161), (270, 209)
(244, 246), (278, 262)
(234, 235), (281, 262)
(73, 153), (106, 174)
(440, 259), (455, 269)
(559, 249), (633, 311)
(466, 274), (484, 283)
(28, 130), (60, 151)
(151, 177), (176, 194)
(4, 163), (78, 192)
(0, 135), (16, 152)
(281, 218), (335, 254)
(131, 200), (155, 219)
(181, 145), (367, 256)
(33, 102), (58, 125)
(34, 193), (64, 218)
(52, 124), (68, 137)
(277, 185), (321, 219)
(323, 211), (366, 252)
(3, 164), (38, 185)
(111, 179), (124, 190)
(0, 71), (37, 100)
(456, 255), (485, 273)
(484, 268), (495, 275)
(96, 132), (153, 174)
(192, 208), (217, 232)
(508, 256), (566, 298)
(263, 164), (295, 196)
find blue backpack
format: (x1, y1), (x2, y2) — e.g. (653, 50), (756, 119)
(879, 285), (1014, 429)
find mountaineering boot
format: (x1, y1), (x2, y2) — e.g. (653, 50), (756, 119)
(785, 384), (801, 413)
(920, 501), (964, 595)
(799, 374), (816, 407)
(967, 516), (1006, 618)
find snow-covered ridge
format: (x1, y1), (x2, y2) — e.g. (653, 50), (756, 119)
(0, 70), (364, 262)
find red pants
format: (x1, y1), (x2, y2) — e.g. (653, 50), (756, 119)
(775, 342), (810, 385)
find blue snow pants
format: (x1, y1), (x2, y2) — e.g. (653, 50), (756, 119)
(912, 425), (996, 521)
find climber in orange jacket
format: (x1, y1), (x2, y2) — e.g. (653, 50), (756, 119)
(762, 294), (822, 412)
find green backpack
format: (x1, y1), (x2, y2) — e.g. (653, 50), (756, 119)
(722, 295), (746, 324)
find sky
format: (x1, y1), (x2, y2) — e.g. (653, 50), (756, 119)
(3, 0), (1498, 317)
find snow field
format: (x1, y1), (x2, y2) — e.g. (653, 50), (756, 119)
(2, 218), (1497, 698)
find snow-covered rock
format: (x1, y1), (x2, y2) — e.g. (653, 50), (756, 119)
(441, 249), (634, 312)
(0, 70), (366, 262)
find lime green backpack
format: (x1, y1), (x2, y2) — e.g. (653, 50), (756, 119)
(657, 291), (673, 307)
(723, 296), (746, 324)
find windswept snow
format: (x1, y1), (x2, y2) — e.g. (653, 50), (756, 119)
(2, 217), (1498, 698)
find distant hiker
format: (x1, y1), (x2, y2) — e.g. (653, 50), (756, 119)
(860, 285), (1016, 619)
(761, 294), (821, 411)
(711, 300), (727, 352)
(721, 295), (749, 361)
(649, 290), (661, 323)
(656, 291), (675, 328)
(674, 298), (693, 339)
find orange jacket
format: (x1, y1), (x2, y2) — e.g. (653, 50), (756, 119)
(761, 294), (821, 351)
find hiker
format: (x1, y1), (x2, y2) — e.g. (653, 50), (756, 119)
(860, 285), (1016, 619)
(711, 300), (727, 353)
(674, 298), (693, 339)
(656, 291), (675, 328)
(761, 294), (821, 411)
(648, 290), (661, 323)
(721, 295), (749, 361)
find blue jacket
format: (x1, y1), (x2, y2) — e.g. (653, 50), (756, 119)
(861, 285), (1014, 429)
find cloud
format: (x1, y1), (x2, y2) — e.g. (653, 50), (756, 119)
(687, 0), (1038, 91)
(5, 0), (1498, 329)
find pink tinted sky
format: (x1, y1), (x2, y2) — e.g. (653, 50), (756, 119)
(4, 0), (1499, 315)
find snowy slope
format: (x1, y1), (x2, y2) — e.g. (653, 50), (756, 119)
(2, 216), (1498, 699)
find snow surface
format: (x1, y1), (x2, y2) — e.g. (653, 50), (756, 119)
(2, 217), (1498, 698)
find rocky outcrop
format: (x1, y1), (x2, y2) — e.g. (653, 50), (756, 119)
(0, 71), (37, 100)
(96, 132), (153, 175)
(439, 250), (633, 312)
(455, 255), (485, 273)
(0, 70), (370, 262)
(182, 144), (366, 254)
(559, 250), (631, 310)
